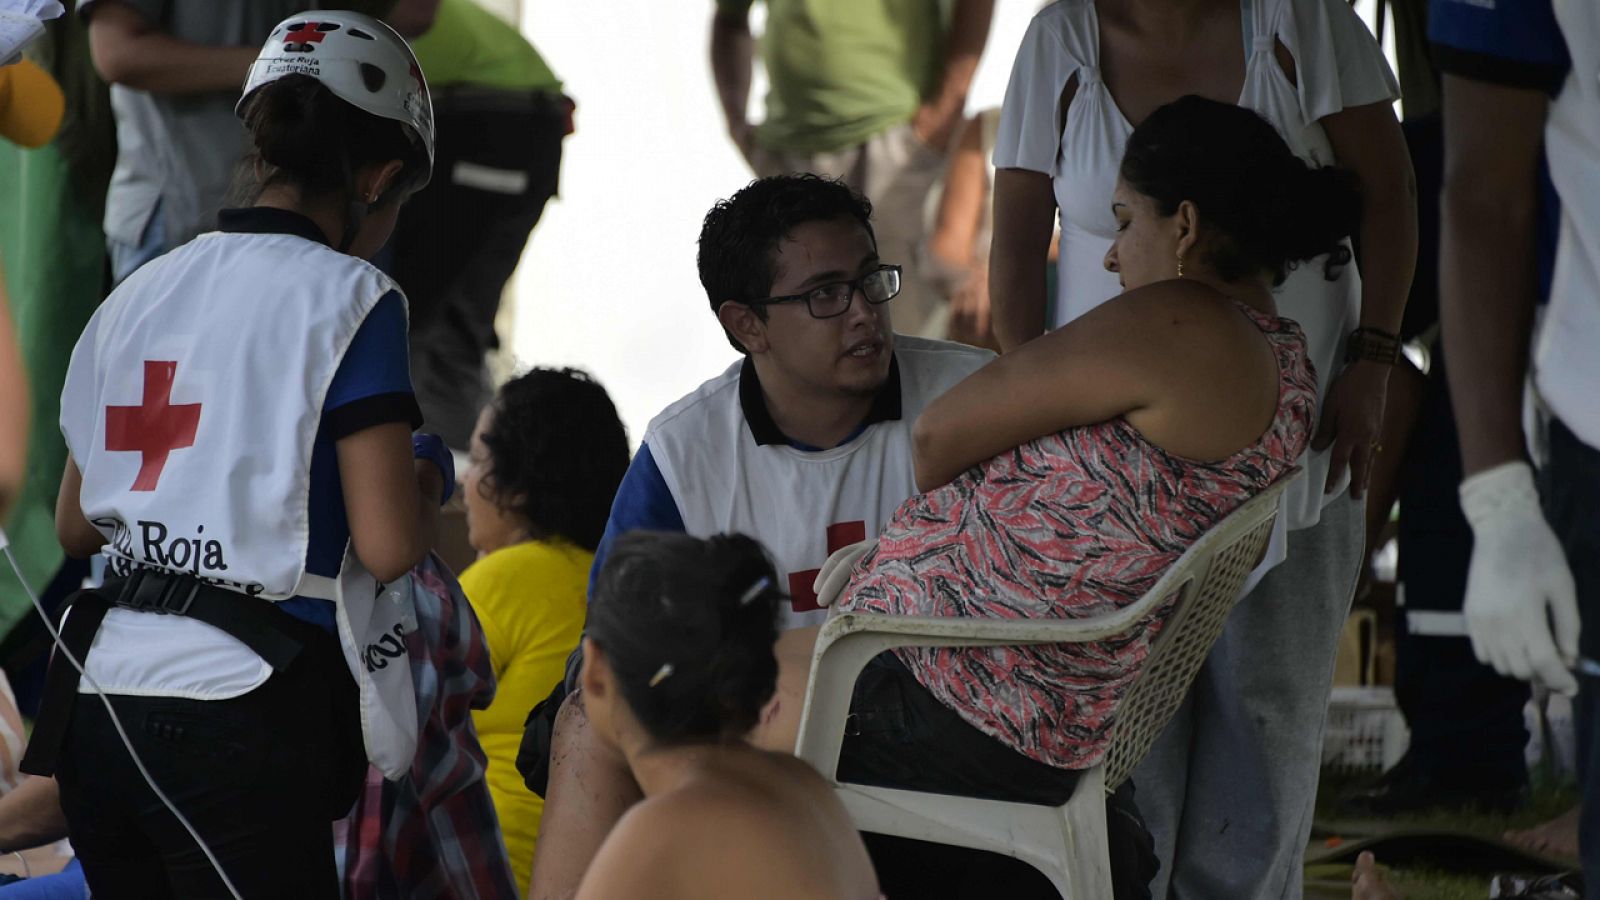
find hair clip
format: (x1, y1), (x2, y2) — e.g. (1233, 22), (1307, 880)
(648, 663), (675, 688)
(739, 576), (771, 606)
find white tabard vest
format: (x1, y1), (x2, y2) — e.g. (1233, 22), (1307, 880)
(646, 336), (993, 630)
(60, 230), (421, 777)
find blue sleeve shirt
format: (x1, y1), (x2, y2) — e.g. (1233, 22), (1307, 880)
(1428, 0), (1570, 92)
(585, 441), (686, 597)
(288, 291), (421, 631)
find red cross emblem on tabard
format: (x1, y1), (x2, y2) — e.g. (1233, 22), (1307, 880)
(285, 22), (327, 46)
(105, 361), (202, 492)
(786, 520), (866, 613)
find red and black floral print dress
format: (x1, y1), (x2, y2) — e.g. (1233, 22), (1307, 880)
(837, 303), (1317, 770)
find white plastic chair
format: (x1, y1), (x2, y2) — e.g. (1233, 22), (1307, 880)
(792, 471), (1297, 899)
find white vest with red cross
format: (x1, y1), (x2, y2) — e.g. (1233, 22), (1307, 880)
(60, 229), (392, 599)
(59, 229), (425, 776)
(645, 336), (993, 631)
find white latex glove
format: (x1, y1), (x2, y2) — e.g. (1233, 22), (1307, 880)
(811, 539), (876, 609)
(1460, 461), (1580, 696)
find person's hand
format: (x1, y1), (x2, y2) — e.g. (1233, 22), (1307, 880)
(946, 265), (994, 348)
(1311, 359), (1391, 497)
(1460, 461), (1579, 696)
(811, 539), (876, 609)
(911, 103), (960, 154)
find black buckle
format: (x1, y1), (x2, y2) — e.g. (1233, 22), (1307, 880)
(115, 569), (200, 616)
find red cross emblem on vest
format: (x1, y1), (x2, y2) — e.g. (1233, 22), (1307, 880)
(285, 22), (327, 46)
(787, 521), (866, 613)
(105, 361), (202, 492)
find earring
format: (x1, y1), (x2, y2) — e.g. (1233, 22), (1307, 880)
(1176, 253), (1185, 279)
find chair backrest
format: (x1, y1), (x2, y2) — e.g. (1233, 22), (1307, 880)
(1098, 472), (1295, 791)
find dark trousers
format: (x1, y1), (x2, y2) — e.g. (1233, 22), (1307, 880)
(1542, 418), (1600, 900)
(1394, 352), (1530, 789)
(388, 90), (566, 449)
(56, 626), (364, 899)
(841, 654), (1156, 899)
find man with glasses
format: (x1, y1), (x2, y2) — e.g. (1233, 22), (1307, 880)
(519, 174), (991, 898)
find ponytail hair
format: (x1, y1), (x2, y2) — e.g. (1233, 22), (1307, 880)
(1119, 95), (1363, 286)
(234, 73), (428, 205)
(586, 531), (783, 744)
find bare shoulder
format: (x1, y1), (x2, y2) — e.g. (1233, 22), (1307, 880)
(1091, 279), (1245, 330)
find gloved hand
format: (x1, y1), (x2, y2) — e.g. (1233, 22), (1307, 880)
(412, 433), (455, 506)
(1460, 460), (1579, 696)
(811, 539), (876, 609)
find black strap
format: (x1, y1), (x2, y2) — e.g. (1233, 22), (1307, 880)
(20, 571), (312, 777)
(21, 588), (113, 777)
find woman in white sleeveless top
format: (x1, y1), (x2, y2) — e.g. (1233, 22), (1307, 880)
(988, 2), (1415, 897)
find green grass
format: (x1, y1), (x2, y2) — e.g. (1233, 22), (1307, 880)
(1307, 771), (1581, 899)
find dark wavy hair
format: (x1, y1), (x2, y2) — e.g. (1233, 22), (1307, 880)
(1119, 95), (1363, 286)
(586, 531), (784, 744)
(697, 174), (876, 352)
(476, 368), (630, 552)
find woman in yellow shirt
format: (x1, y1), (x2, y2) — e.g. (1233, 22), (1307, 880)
(458, 368), (630, 896)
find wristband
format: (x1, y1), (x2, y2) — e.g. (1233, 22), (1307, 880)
(1459, 460), (1540, 531)
(412, 433), (455, 506)
(1344, 327), (1402, 365)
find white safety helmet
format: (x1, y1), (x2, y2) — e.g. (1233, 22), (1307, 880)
(237, 10), (435, 184)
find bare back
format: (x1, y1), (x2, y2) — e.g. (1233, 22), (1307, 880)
(576, 745), (878, 900)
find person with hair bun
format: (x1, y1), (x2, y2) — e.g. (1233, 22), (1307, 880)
(573, 531), (879, 900)
(989, 1), (1417, 892)
(759, 96), (1357, 897)
(36, 13), (446, 896)
(457, 367), (630, 896)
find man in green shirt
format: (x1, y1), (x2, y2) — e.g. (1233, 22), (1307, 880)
(388, 0), (571, 450)
(711, 0), (995, 338)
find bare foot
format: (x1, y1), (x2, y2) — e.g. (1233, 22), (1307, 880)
(1505, 805), (1580, 860)
(1352, 851), (1400, 900)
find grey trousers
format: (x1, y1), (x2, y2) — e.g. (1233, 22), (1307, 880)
(1134, 492), (1365, 900)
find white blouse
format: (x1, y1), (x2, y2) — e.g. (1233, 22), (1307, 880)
(993, 0), (1398, 532)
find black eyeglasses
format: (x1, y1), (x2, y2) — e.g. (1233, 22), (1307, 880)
(745, 264), (902, 319)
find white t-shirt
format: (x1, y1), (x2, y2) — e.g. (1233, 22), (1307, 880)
(992, 0), (1398, 532)
(1537, 2), (1600, 448)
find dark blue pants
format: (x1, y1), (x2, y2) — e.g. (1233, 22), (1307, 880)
(1395, 355), (1529, 790)
(1543, 419), (1600, 899)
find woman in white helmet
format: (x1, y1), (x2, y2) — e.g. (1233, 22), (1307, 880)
(27, 12), (443, 897)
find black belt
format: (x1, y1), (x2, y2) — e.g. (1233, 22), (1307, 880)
(21, 568), (311, 777)
(431, 85), (572, 116)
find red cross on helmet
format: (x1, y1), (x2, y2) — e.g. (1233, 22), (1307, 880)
(237, 10), (435, 184)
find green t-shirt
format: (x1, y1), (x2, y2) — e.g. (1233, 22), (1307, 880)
(410, 0), (560, 92)
(720, 0), (947, 155)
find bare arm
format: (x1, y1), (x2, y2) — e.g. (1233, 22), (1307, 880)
(1313, 99), (1417, 495)
(1438, 75), (1548, 474)
(988, 168), (1057, 351)
(927, 117), (988, 272)
(914, 286), (1258, 491)
(0, 777), (68, 852)
(337, 423), (442, 583)
(86, 0), (257, 94)
(911, 0), (995, 150)
(55, 457), (105, 559)
(0, 264), (24, 524)
(709, 7), (755, 146)
(1321, 100), (1417, 337)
